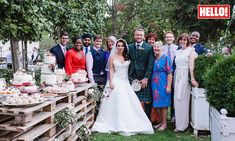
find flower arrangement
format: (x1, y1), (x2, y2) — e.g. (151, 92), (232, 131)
(77, 125), (93, 141)
(54, 105), (77, 128)
(87, 86), (105, 103)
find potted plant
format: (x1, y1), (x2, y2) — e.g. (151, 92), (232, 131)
(191, 54), (223, 135)
(203, 54), (235, 141)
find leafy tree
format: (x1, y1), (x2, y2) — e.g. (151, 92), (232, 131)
(166, 0), (235, 43)
(44, 0), (108, 39)
(104, 0), (234, 44)
(0, 0), (52, 71)
(0, 0), (108, 72)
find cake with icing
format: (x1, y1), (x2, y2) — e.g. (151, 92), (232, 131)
(12, 70), (33, 85)
(41, 74), (57, 85)
(43, 54), (56, 64)
(61, 81), (75, 91)
(40, 53), (57, 85)
(21, 85), (38, 93)
(41, 64), (54, 74)
(70, 70), (88, 82)
(56, 69), (66, 83)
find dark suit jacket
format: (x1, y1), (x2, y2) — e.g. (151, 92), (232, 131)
(128, 42), (155, 80)
(50, 44), (67, 69)
(194, 43), (208, 55)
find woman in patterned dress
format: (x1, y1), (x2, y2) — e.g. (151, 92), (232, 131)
(151, 41), (173, 130)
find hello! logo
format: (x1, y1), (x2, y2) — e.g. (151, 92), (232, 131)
(198, 5), (230, 19)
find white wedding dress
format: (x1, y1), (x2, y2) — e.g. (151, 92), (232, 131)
(91, 60), (154, 136)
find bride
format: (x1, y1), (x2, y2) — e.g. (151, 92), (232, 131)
(91, 39), (154, 136)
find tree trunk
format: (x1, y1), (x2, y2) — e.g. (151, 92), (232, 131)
(22, 41), (28, 71)
(24, 41), (28, 71)
(10, 37), (19, 73)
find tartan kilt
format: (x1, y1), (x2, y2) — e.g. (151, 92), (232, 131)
(129, 72), (152, 102)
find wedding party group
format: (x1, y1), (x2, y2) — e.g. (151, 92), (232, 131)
(49, 28), (209, 136)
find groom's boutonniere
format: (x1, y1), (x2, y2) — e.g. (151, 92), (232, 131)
(138, 46), (145, 52)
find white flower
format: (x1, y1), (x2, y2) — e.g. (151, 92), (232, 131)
(88, 88), (94, 94)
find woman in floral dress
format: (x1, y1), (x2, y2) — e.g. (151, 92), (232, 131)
(151, 41), (173, 130)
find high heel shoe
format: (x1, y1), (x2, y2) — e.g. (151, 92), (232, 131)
(153, 123), (162, 129)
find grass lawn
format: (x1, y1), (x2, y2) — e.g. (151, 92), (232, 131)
(91, 124), (210, 141)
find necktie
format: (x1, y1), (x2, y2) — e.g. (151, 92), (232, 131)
(85, 47), (88, 55)
(167, 46), (171, 60)
(63, 47), (67, 56)
(136, 44), (140, 50)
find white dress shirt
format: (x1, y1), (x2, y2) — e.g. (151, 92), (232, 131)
(135, 41), (144, 47)
(59, 44), (67, 56)
(83, 46), (91, 55)
(86, 46), (102, 83)
(162, 44), (178, 63)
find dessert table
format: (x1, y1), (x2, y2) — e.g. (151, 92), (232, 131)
(0, 83), (96, 141)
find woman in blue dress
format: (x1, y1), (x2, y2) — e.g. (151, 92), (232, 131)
(151, 41), (173, 131)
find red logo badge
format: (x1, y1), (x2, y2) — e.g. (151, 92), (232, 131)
(198, 5), (230, 19)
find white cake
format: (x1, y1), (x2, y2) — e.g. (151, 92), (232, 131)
(71, 70), (87, 82)
(44, 54), (56, 64)
(56, 69), (66, 83)
(13, 71), (33, 85)
(41, 64), (54, 74)
(61, 81), (75, 91)
(21, 85), (38, 93)
(41, 74), (57, 85)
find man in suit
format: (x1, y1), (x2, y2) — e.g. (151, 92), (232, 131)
(82, 33), (93, 55)
(50, 31), (69, 69)
(128, 28), (155, 119)
(190, 31), (208, 55)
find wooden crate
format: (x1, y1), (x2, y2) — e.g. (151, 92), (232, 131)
(0, 95), (71, 141)
(0, 83), (97, 141)
(65, 98), (96, 141)
(0, 95), (71, 126)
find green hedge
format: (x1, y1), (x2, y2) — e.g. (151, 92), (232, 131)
(203, 54), (235, 116)
(194, 54), (223, 88)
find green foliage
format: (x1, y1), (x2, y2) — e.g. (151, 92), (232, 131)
(194, 54), (223, 88)
(104, 0), (173, 42)
(92, 125), (210, 141)
(34, 69), (41, 86)
(203, 54), (235, 116)
(0, 0), (51, 41)
(104, 0), (234, 44)
(0, 0), (108, 41)
(165, 0), (235, 43)
(77, 125), (92, 141)
(0, 69), (13, 85)
(87, 86), (105, 103)
(39, 34), (56, 51)
(44, 0), (108, 39)
(55, 107), (77, 128)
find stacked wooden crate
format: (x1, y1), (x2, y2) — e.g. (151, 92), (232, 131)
(0, 83), (96, 141)
(55, 83), (96, 141)
(0, 95), (71, 141)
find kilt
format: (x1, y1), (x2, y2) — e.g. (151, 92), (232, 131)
(129, 72), (152, 102)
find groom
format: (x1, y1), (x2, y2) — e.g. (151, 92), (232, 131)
(128, 28), (155, 119)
